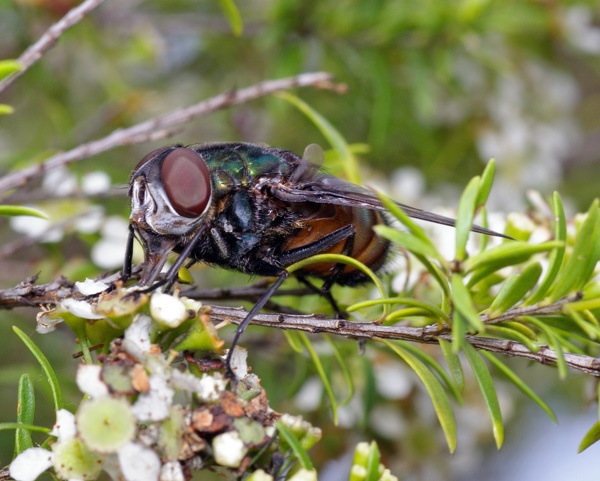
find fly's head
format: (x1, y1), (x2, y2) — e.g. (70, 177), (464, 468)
(128, 146), (213, 285)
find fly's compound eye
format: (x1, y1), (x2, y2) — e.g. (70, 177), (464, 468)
(161, 148), (211, 218)
(134, 146), (172, 172)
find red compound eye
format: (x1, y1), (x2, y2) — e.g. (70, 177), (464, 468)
(161, 148), (211, 218)
(134, 146), (171, 172)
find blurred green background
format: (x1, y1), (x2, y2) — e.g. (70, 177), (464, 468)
(1, 0), (600, 479)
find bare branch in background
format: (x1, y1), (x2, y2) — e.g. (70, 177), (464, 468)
(0, 72), (339, 198)
(0, 0), (106, 95)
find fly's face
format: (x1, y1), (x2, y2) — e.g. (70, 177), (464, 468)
(128, 147), (213, 285)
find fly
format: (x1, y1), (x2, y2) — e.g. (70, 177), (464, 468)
(124, 142), (508, 375)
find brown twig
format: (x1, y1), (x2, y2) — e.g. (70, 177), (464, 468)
(1, 274), (599, 377)
(0, 72), (337, 197)
(0, 0), (106, 95)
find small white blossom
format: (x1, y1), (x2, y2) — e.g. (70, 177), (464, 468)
(132, 375), (174, 422)
(9, 447), (53, 481)
(123, 315), (153, 359)
(118, 442), (161, 481)
(159, 461), (185, 481)
(75, 278), (109, 296)
(51, 409), (77, 441)
(227, 346), (248, 380)
(150, 291), (188, 328)
(196, 373), (227, 402)
(76, 364), (109, 398)
(62, 298), (104, 320)
(82, 171), (111, 195)
(287, 469), (318, 481)
(212, 431), (247, 468)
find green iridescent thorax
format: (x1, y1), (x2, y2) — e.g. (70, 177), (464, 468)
(195, 143), (299, 198)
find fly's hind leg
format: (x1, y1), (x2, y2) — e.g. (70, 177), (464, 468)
(278, 224), (356, 318)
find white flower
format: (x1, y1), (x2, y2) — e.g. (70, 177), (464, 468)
(82, 171), (111, 195)
(212, 431), (247, 468)
(150, 291), (188, 328)
(62, 298), (105, 320)
(123, 315), (153, 359)
(9, 447), (53, 481)
(51, 409), (77, 441)
(131, 375), (174, 422)
(159, 461), (185, 481)
(118, 442), (161, 481)
(76, 364), (109, 399)
(75, 278), (109, 296)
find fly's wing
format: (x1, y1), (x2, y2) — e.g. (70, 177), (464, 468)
(273, 156), (508, 238)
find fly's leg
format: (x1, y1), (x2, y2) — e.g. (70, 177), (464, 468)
(225, 270), (289, 380)
(279, 224), (356, 318)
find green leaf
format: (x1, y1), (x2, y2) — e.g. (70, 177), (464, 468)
(524, 316), (568, 379)
(365, 441), (381, 481)
(455, 176), (481, 261)
(348, 297), (448, 323)
(324, 335), (354, 407)
(399, 341), (463, 403)
(15, 374), (35, 456)
(12, 326), (63, 410)
(275, 421), (314, 470)
(375, 192), (432, 243)
(0, 104), (14, 115)
(451, 274), (485, 332)
(298, 332), (338, 425)
(578, 421), (600, 453)
(481, 351), (557, 423)
(0, 60), (21, 80)
(464, 241), (562, 275)
(0, 205), (48, 219)
(283, 331), (304, 354)
(488, 262), (543, 316)
(524, 192), (567, 304)
(0, 423), (50, 434)
(476, 159), (495, 208)
(374, 226), (445, 263)
(218, 0), (243, 36)
(439, 338), (464, 391)
(381, 339), (457, 453)
(277, 92), (360, 183)
(485, 325), (539, 353)
(288, 253), (388, 320)
(551, 200), (600, 301)
(462, 343), (504, 448)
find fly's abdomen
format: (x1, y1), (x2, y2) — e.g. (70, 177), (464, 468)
(283, 204), (390, 285)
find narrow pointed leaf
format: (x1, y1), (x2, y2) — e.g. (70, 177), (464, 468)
(398, 341), (462, 403)
(455, 176), (481, 261)
(15, 374), (35, 456)
(275, 421), (314, 470)
(324, 335), (354, 406)
(476, 159), (495, 208)
(451, 274), (485, 332)
(278, 92), (360, 183)
(462, 342), (504, 448)
(481, 351), (556, 423)
(551, 200), (600, 301)
(0, 60), (21, 80)
(484, 326), (539, 353)
(0, 205), (48, 219)
(375, 225), (445, 263)
(0, 104), (14, 115)
(218, 0), (243, 36)
(381, 339), (457, 452)
(13, 326), (63, 410)
(439, 338), (464, 391)
(488, 262), (542, 316)
(578, 421), (600, 453)
(348, 297), (448, 323)
(375, 192), (431, 242)
(525, 192), (567, 304)
(298, 333), (338, 425)
(464, 241), (562, 274)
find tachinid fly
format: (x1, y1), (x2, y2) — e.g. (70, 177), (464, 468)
(124, 142), (506, 372)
